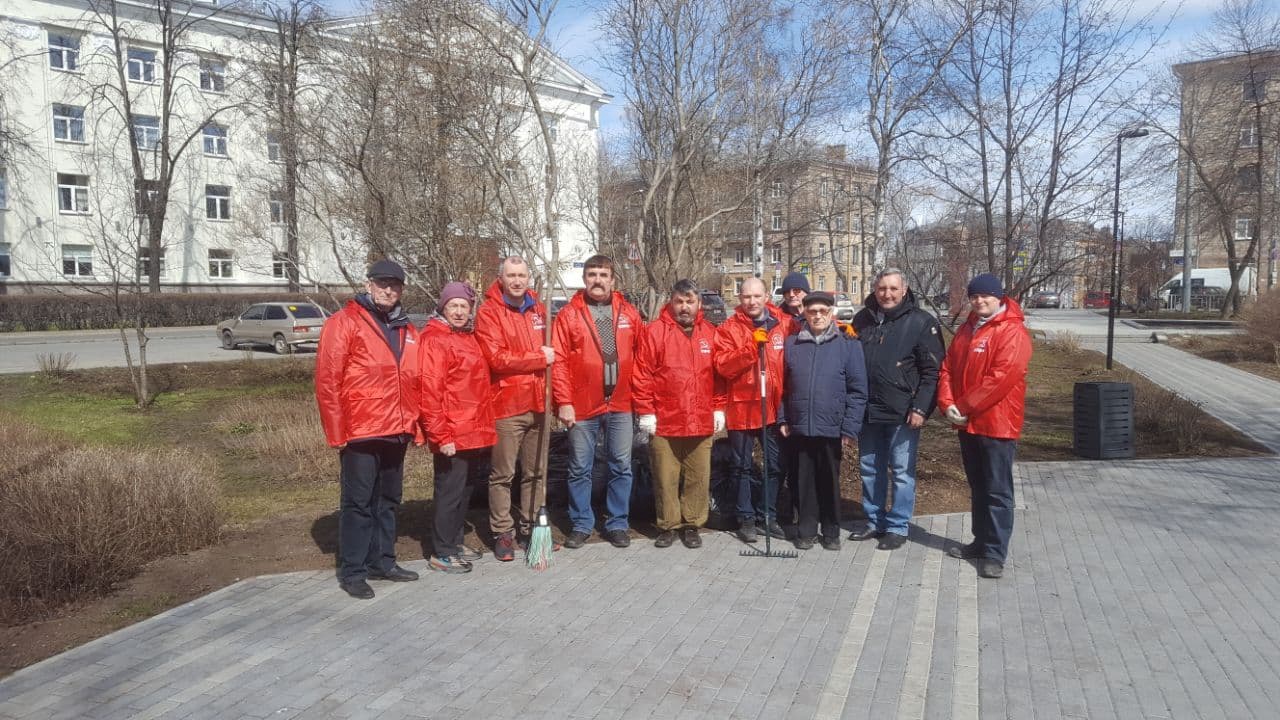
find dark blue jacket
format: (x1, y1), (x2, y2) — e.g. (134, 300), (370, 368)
(780, 325), (869, 439)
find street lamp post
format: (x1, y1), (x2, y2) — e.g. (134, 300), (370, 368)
(1106, 128), (1149, 370)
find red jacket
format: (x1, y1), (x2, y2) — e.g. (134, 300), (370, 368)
(713, 304), (794, 429)
(632, 306), (726, 437)
(936, 297), (1033, 439)
(315, 300), (423, 448)
(552, 290), (644, 420)
(475, 281), (549, 419)
(419, 317), (497, 453)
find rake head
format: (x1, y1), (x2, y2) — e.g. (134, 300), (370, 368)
(740, 546), (799, 559)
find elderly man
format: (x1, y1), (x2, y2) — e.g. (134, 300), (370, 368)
(778, 272), (810, 323)
(475, 256), (555, 562)
(552, 255), (644, 549)
(316, 259), (423, 599)
(850, 269), (944, 551)
(714, 277), (793, 543)
(633, 280), (726, 549)
(938, 273), (1032, 579)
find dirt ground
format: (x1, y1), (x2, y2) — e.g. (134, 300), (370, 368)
(0, 342), (1268, 677)
(1170, 334), (1280, 384)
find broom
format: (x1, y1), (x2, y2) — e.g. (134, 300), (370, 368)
(526, 288), (556, 571)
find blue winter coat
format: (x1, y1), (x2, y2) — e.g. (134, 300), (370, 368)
(780, 324), (869, 440)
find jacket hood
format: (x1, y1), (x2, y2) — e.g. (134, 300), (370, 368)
(862, 288), (919, 320)
(963, 295), (1025, 327)
(484, 279), (542, 311)
(352, 293), (410, 327)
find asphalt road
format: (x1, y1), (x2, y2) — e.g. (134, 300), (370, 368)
(0, 326), (314, 375)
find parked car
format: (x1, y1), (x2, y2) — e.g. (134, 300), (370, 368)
(217, 302), (328, 354)
(1083, 291), (1112, 309)
(700, 290), (728, 325)
(1029, 290), (1062, 309)
(548, 297), (570, 321)
(833, 292), (856, 322)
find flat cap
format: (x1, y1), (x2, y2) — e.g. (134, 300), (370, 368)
(366, 259), (406, 282)
(803, 290), (835, 307)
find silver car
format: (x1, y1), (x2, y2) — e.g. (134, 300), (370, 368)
(218, 302), (328, 354)
(834, 292), (856, 322)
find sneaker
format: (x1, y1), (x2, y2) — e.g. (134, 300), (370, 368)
(820, 536), (841, 551)
(946, 542), (983, 560)
(681, 527), (702, 548)
(978, 559), (1004, 579)
(606, 529), (631, 548)
(877, 533), (907, 551)
(793, 536), (815, 550)
(458, 545), (484, 562)
(655, 530), (677, 548)
(429, 555), (473, 574)
(339, 579), (374, 599)
(738, 519), (758, 544)
(848, 524), (883, 541)
(763, 520), (787, 540)
(564, 530), (590, 549)
(368, 565), (419, 582)
(494, 532), (516, 562)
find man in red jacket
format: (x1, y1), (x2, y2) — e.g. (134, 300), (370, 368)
(315, 259), (423, 599)
(552, 255), (644, 550)
(937, 273), (1032, 580)
(475, 256), (555, 562)
(633, 279), (727, 549)
(714, 277), (792, 543)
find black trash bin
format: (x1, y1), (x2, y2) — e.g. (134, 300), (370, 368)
(1072, 381), (1135, 459)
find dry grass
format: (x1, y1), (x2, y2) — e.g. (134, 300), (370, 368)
(0, 421), (221, 624)
(1042, 330), (1083, 355)
(1243, 289), (1280, 366)
(36, 352), (76, 377)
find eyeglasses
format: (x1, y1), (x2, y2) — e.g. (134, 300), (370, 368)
(804, 307), (832, 316)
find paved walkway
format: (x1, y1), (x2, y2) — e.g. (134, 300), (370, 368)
(3, 343), (1280, 719)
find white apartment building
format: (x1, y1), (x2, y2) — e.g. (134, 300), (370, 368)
(0, 0), (609, 294)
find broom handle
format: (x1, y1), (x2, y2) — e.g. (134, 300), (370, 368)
(758, 341), (770, 555)
(536, 296), (553, 513)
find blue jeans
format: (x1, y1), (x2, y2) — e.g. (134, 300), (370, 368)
(728, 426), (781, 523)
(858, 423), (921, 536)
(566, 411), (634, 533)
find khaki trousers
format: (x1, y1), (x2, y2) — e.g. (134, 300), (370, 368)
(649, 435), (712, 531)
(489, 412), (547, 535)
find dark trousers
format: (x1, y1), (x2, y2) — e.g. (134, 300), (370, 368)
(789, 436), (843, 540)
(432, 448), (486, 559)
(728, 425), (782, 523)
(338, 438), (407, 582)
(958, 431), (1017, 562)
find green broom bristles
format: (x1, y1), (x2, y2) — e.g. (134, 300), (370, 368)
(526, 506), (554, 571)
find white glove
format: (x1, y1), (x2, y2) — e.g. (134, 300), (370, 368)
(945, 405), (968, 426)
(637, 414), (657, 435)
(713, 410), (726, 434)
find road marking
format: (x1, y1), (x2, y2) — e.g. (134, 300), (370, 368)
(816, 545), (889, 719)
(896, 516), (944, 720)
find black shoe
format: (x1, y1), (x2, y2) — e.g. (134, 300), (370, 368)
(877, 533), (907, 550)
(368, 565), (419, 582)
(738, 519), (758, 544)
(655, 530), (677, 548)
(946, 542), (983, 560)
(681, 527), (702, 548)
(848, 525), (883, 541)
(820, 536), (841, 551)
(606, 529), (631, 548)
(978, 559), (1004, 579)
(564, 530), (590, 549)
(339, 579), (374, 599)
(793, 536), (815, 550)
(763, 520), (787, 539)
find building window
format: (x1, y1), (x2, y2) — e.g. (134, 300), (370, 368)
(834, 215), (846, 231)
(52, 104), (85, 142)
(57, 173), (90, 214)
(199, 59), (225, 93)
(1237, 164), (1261, 190)
(1240, 121), (1259, 148)
(712, 246), (722, 265)
(771, 244), (782, 263)
(272, 251), (288, 278)
(266, 133), (281, 162)
(132, 115), (160, 150)
(835, 180), (845, 194)
(62, 244), (93, 276)
(208, 249), (233, 278)
(734, 247), (747, 265)
(135, 178), (160, 215)
(203, 124), (229, 156)
(137, 247), (165, 276)
(547, 116), (558, 142)
(48, 32), (79, 71)
(771, 211), (783, 231)
(0, 242), (10, 276)
(1235, 216), (1255, 240)
(1244, 78), (1265, 103)
(206, 185), (231, 220)
(269, 191), (284, 224)
(770, 179), (783, 198)
(127, 47), (157, 83)
(820, 179), (831, 197)
(0, 168), (7, 210)
(734, 277), (744, 295)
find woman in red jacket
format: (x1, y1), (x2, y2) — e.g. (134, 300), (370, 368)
(420, 281), (496, 574)
(937, 273), (1032, 580)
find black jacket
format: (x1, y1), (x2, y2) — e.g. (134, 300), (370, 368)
(851, 289), (945, 424)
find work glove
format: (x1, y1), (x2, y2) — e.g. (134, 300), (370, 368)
(637, 414), (657, 436)
(713, 410), (726, 434)
(945, 405), (968, 426)
(752, 327), (769, 344)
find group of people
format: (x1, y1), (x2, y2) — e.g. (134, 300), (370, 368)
(315, 254), (1031, 600)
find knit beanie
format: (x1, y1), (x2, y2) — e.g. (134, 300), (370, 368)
(966, 273), (1003, 298)
(781, 272), (811, 293)
(437, 281), (476, 313)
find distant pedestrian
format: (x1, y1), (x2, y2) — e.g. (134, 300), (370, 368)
(475, 256), (555, 562)
(420, 281), (493, 574)
(851, 269), (944, 551)
(778, 291), (868, 550)
(552, 255), (644, 550)
(316, 259), (422, 600)
(937, 273), (1033, 579)
(632, 280), (726, 549)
